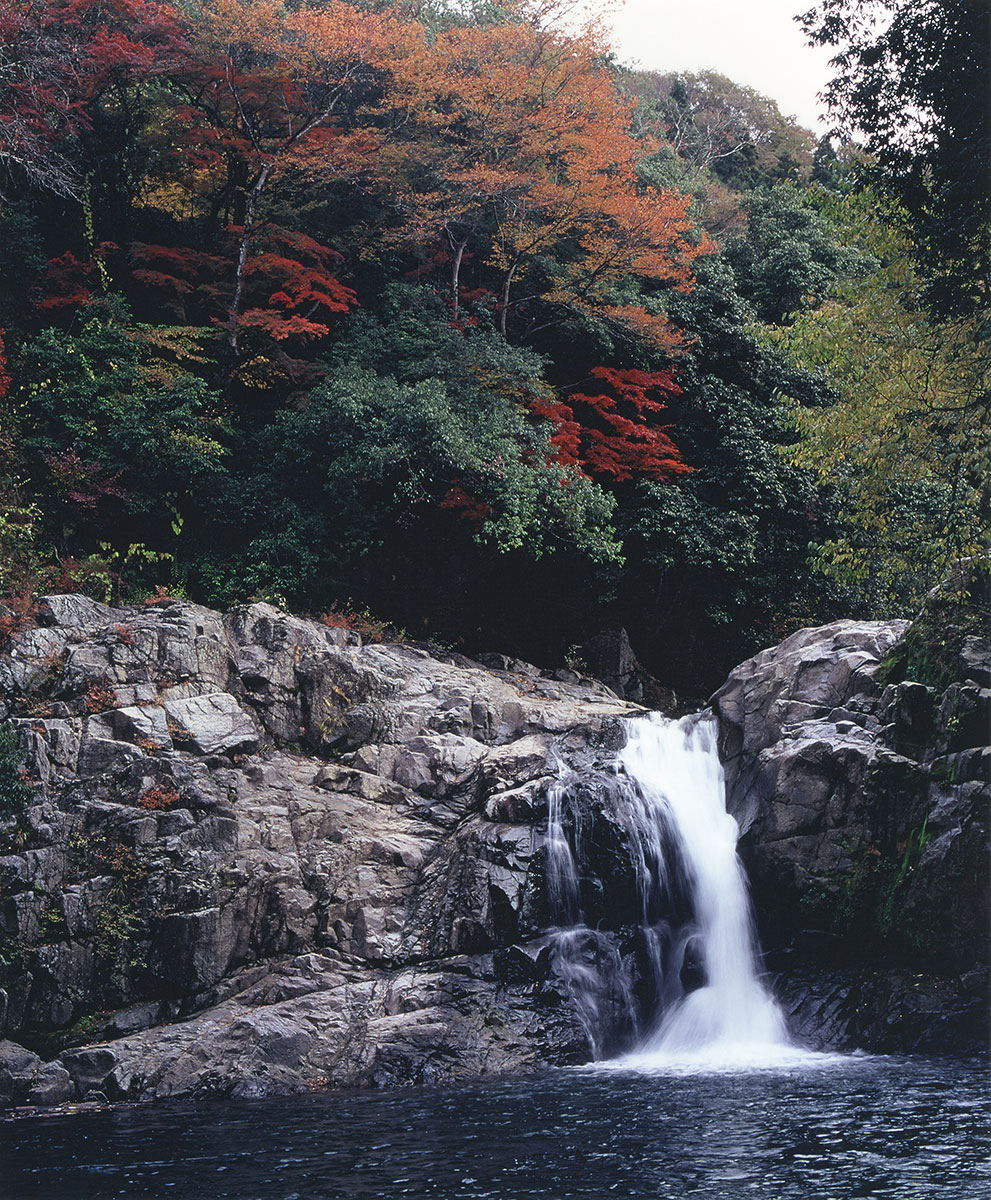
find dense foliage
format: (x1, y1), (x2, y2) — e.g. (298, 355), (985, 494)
(0, 0), (985, 695)
(800, 0), (990, 320)
(774, 189), (989, 613)
(0, 721), (30, 818)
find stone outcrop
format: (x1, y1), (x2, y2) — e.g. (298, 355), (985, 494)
(0, 595), (642, 1105)
(1, 597), (986, 1109)
(712, 618), (990, 1053)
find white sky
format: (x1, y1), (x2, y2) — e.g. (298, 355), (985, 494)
(603, 0), (837, 132)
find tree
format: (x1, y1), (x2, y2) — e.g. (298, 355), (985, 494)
(17, 297), (227, 570)
(0, 2), (846, 689)
(202, 284), (621, 617)
(774, 192), (990, 611)
(724, 183), (867, 324)
(0, 328), (45, 598)
(800, 0), (991, 319)
(602, 252), (846, 695)
(534, 366), (691, 484)
(382, 10), (705, 344)
(623, 70), (815, 190)
(157, 0), (416, 358)
(0, 0), (185, 200)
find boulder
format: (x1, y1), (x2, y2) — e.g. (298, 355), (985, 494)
(0, 1040), (42, 1106)
(712, 615), (990, 1049)
(35, 594), (121, 632)
(580, 629), (641, 701)
(26, 1061), (74, 1106)
(163, 693), (259, 756)
(60, 1046), (118, 1097)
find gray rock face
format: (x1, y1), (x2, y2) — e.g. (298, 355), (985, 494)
(0, 1040), (42, 1106)
(711, 618), (989, 1052)
(162, 693), (259, 756)
(0, 596), (641, 1105)
(713, 621), (923, 917)
(2, 600), (984, 1106)
(580, 629), (642, 701)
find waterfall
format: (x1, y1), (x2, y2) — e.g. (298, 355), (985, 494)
(545, 771), (641, 1058)
(546, 712), (792, 1068)
(617, 714), (789, 1065)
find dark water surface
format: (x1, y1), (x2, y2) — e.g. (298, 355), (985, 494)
(2, 1056), (988, 1199)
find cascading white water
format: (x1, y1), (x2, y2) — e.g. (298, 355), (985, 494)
(614, 714), (790, 1067)
(546, 711), (803, 1070)
(545, 775), (641, 1058)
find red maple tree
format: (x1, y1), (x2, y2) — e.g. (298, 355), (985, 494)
(0, 0), (186, 197)
(534, 367), (692, 483)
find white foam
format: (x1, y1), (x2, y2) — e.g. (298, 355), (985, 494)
(604, 1041), (854, 1075)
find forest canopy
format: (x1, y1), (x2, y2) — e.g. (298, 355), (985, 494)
(0, 0), (986, 695)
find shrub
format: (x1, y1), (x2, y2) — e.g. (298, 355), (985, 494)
(137, 781), (180, 810)
(86, 680), (117, 713)
(0, 596), (35, 649)
(0, 721), (31, 818)
(320, 602), (404, 644)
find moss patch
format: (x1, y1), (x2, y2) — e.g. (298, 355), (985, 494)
(877, 559), (990, 692)
(800, 820), (934, 960)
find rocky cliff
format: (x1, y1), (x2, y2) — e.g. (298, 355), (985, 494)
(0, 595), (987, 1109)
(0, 594), (647, 1106)
(713, 617), (989, 1054)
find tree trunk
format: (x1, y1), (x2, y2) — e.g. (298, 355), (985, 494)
(499, 256), (522, 337)
(451, 237), (467, 321)
(228, 160), (271, 356)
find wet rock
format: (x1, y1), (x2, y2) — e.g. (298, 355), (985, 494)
(959, 635), (991, 686)
(0, 594), (640, 1105)
(775, 968), (988, 1056)
(714, 618), (989, 1052)
(59, 1046), (118, 1097)
(0, 1041), (42, 1106)
(26, 1062), (74, 1106)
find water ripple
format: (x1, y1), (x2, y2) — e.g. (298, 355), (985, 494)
(1, 1056), (988, 1200)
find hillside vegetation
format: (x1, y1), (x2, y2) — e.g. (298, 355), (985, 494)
(1, 0), (986, 696)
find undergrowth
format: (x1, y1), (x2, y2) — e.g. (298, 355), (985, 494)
(877, 559), (990, 692)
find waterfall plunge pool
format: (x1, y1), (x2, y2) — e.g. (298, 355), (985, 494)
(2, 1055), (989, 1199)
(4, 717), (987, 1197)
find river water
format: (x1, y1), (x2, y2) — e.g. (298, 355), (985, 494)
(2, 1055), (989, 1199)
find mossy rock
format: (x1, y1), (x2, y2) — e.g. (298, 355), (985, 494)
(878, 559), (991, 693)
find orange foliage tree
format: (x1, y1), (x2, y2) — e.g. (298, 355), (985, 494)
(382, 6), (708, 345)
